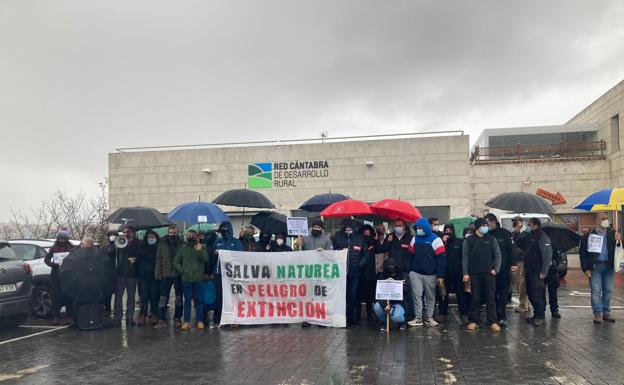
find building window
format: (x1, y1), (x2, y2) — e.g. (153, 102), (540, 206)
(610, 114), (620, 152)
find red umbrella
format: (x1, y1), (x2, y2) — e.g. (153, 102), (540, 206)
(370, 199), (422, 222)
(320, 199), (373, 217)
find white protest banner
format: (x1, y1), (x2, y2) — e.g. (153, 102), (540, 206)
(588, 234), (604, 253)
(219, 249), (347, 327)
(53, 252), (69, 266)
(287, 217), (309, 236)
(375, 280), (404, 301)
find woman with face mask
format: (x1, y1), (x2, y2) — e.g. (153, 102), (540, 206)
(138, 230), (161, 326)
(271, 233), (293, 252)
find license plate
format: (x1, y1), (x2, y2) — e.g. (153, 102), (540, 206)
(0, 284), (17, 293)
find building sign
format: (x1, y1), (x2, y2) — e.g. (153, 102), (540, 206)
(248, 161), (330, 189)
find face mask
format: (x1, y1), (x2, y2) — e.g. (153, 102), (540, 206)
(416, 229), (425, 236)
(311, 229), (322, 237)
(169, 234), (179, 241)
(109, 235), (116, 242)
(276, 239), (284, 246)
(444, 232), (453, 238)
(219, 230), (227, 237)
(376, 230), (384, 236)
(432, 225), (439, 232)
(394, 227), (404, 235)
(345, 230), (353, 236)
(465, 233), (472, 238)
(601, 219), (609, 228)
(186, 237), (195, 243)
(147, 238), (157, 245)
(479, 226), (489, 234)
(216, 232), (223, 239)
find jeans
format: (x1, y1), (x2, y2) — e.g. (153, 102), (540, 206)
(469, 273), (496, 326)
(139, 276), (160, 317)
(114, 277), (137, 322)
(182, 281), (204, 323)
(346, 274), (360, 323)
(158, 276), (183, 321)
(589, 262), (614, 315)
(438, 275), (470, 316)
(374, 302), (405, 324)
(525, 270), (546, 319)
(409, 272), (437, 319)
(495, 271), (511, 321)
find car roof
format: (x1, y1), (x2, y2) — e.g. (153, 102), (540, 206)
(8, 239), (55, 247)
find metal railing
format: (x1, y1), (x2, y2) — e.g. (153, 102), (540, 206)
(470, 140), (607, 164)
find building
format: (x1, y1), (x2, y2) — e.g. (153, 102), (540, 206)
(108, 79), (624, 232)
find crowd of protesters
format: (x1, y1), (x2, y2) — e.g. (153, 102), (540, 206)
(44, 211), (619, 330)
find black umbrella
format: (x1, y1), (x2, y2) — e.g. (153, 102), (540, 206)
(106, 207), (171, 229)
(251, 211), (288, 235)
(299, 193), (350, 212)
(541, 223), (582, 252)
(486, 192), (555, 215)
(59, 247), (116, 304)
(212, 189), (275, 209)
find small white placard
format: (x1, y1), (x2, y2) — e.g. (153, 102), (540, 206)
(375, 279), (404, 301)
(197, 215), (208, 223)
(588, 233), (604, 253)
(53, 252), (69, 266)
(287, 217), (309, 236)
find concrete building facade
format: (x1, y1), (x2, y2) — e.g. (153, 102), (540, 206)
(108, 80), (624, 232)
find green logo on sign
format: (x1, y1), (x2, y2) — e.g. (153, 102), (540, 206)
(248, 163), (273, 189)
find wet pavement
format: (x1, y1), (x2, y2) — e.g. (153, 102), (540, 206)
(1, 269), (623, 385)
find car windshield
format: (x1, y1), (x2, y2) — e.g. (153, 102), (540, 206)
(0, 244), (18, 261)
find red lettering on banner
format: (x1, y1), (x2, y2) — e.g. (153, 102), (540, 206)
(305, 302), (314, 317)
(280, 285), (288, 297)
(268, 302), (274, 317)
(247, 285), (256, 296)
(258, 301), (266, 317)
(247, 301), (257, 317)
(315, 303), (327, 319)
(287, 302), (296, 317)
(238, 301), (245, 318)
(277, 302), (287, 317)
(289, 285), (298, 297)
(258, 285), (265, 297)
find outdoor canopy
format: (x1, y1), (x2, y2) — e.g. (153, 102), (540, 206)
(485, 191), (555, 215)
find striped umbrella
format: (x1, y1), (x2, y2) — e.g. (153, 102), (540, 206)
(574, 188), (624, 211)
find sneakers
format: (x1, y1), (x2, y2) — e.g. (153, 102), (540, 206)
(399, 323), (406, 330)
(149, 315), (159, 325)
(154, 320), (167, 330)
(196, 322), (205, 329)
(136, 314), (147, 326)
(489, 323), (501, 332)
(603, 313), (616, 323)
(497, 320), (507, 328)
(424, 317), (438, 327)
(466, 322), (478, 330)
(407, 317), (423, 327)
(174, 318), (182, 328)
(551, 311), (561, 319)
(593, 314), (603, 324)
(532, 318), (545, 327)
(180, 322), (191, 330)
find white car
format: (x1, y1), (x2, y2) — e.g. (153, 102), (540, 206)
(8, 239), (80, 319)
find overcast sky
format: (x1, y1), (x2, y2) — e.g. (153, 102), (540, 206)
(1, 0), (624, 219)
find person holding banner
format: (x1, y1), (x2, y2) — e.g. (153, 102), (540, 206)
(300, 220), (333, 251)
(240, 225), (260, 252)
(209, 222), (241, 327)
(332, 223), (368, 326)
(407, 218), (447, 327)
(374, 257), (408, 330)
(174, 230), (209, 330)
(44, 228), (76, 326)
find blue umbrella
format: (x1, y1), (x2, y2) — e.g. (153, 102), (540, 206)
(168, 202), (230, 225)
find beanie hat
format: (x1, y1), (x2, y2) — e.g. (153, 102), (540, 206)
(56, 227), (70, 240)
(311, 219), (324, 229)
(474, 218), (488, 229)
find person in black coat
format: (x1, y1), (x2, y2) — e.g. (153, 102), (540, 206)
(113, 226), (143, 326)
(137, 230), (160, 326)
(356, 225), (377, 322)
(438, 224), (470, 324)
(333, 222), (367, 325)
(270, 233), (293, 252)
(374, 257), (409, 330)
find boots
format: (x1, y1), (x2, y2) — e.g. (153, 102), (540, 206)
(136, 314), (147, 326)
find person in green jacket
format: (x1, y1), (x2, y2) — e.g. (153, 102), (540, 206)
(174, 230), (209, 330)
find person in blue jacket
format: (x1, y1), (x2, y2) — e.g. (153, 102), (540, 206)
(208, 222), (241, 327)
(407, 218), (447, 327)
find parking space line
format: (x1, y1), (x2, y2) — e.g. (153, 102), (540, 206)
(18, 325), (64, 329)
(0, 326), (68, 346)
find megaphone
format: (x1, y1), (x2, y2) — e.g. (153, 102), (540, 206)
(115, 235), (128, 249)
